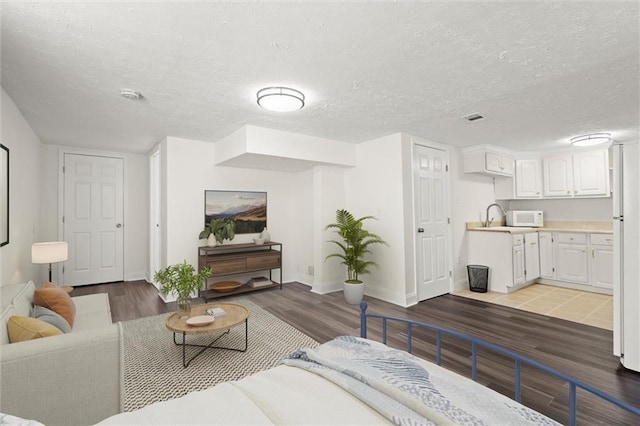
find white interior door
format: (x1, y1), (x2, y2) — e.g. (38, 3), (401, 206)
(63, 154), (124, 286)
(414, 143), (451, 300)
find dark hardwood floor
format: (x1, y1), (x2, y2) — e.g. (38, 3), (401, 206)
(73, 280), (640, 425)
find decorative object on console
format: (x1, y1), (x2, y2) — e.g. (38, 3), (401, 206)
(248, 276), (273, 288)
(0, 143), (8, 247)
(203, 190), (266, 236)
(154, 261), (212, 318)
(252, 237), (265, 245)
(31, 241), (68, 282)
(260, 227), (271, 242)
(210, 281), (243, 293)
(200, 218), (236, 245)
(325, 209), (388, 304)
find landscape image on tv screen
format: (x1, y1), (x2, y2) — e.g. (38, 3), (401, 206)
(204, 190), (267, 234)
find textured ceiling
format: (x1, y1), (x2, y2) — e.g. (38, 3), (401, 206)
(1, 2), (638, 154)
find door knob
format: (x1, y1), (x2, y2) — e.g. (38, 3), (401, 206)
(417, 228), (424, 233)
(116, 223), (122, 228)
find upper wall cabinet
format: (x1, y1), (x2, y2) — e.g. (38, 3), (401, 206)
(463, 146), (514, 177)
(543, 155), (574, 197)
(543, 149), (609, 197)
(514, 158), (542, 198)
(572, 150), (610, 196)
(495, 148), (610, 200)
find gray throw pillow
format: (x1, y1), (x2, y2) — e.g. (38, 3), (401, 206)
(32, 305), (72, 333)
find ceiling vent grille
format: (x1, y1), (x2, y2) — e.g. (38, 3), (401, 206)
(463, 113), (484, 122)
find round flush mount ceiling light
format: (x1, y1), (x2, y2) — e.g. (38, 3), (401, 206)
(570, 133), (612, 147)
(256, 86), (305, 112)
(120, 89), (142, 100)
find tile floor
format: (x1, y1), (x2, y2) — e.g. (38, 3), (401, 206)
(453, 284), (613, 330)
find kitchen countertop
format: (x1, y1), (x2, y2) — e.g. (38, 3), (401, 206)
(466, 220), (613, 234)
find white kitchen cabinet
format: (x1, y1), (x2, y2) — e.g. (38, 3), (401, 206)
(515, 158), (542, 198)
(524, 232), (540, 282)
(463, 146), (514, 177)
(542, 149), (610, 198)
(468, 231), (539, 292)
(494, 157), (541, 200)
(538, 232), (555, 279)
(573, 150), (610, 196)
(486, 151), (514, 175)
(512, 235), (525, 286)
(590, 233), (614, 289)
(543, 155), (573, 197)
(556, 233), (589, 284)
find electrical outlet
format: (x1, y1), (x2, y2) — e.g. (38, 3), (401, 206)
(308, 266), (314, 276)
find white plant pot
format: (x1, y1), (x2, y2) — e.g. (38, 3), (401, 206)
(343, 281), (364, 305)
(206, 234), (217, 247)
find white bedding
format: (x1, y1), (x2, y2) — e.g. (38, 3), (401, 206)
(98, 365), (388, 425)
(99, 337), (559, 425)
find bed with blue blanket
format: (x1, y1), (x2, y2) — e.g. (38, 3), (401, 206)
(97, 304), (639, 425)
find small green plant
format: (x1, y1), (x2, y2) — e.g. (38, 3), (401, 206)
(325, 209), (388, 283)
(199, 218), (236, 243)
(154, 261), (212, 298)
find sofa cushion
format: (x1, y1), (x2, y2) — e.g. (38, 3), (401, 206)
(7, 315), (63, 343)
(72, 293), (113, 331)
(33, 286), (76, 328)
(32, 305), (72, 333)
(9, 281), (37, 317)
(1, 305), (18, 345)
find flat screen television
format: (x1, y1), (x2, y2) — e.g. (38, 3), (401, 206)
(204, 190), (267, 234)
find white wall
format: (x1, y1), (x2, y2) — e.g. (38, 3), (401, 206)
(162, 136), (314, 285)
(449, 146), (498, 290)
(312, 165), (347, 293)
(508, 198), (612, 221)
(344, 133), (408, 305)
(0, 87), (42, 287)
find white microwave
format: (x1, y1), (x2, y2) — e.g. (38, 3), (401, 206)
(506, 210), (544, 227)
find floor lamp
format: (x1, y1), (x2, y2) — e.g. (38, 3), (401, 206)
(32, 241), (68, 282)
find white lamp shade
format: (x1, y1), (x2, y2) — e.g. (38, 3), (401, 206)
(32, 241), (68, 264)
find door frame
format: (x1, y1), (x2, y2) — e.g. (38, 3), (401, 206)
(149, 146), (162, 288)
(410, 137), (454, 303)
(58, 148), (127, 285)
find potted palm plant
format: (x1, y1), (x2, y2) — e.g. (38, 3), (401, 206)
(199, 218), (236, 246)
(154, 261), (212, 317)
(325, 209), (388, 304)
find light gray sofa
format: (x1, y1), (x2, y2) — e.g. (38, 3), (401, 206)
(0, 281), (123, 425)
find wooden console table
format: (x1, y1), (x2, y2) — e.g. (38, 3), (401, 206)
(197, 242), (282, 300)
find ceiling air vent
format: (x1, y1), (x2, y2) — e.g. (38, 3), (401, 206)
(463, 113), (484, 122)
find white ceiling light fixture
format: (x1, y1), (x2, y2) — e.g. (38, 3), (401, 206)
(120, 89), (142, 100)
(570, 132), (612, 147)
(257, 86), (305, 112)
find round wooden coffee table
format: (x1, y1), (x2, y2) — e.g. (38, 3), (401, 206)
(166, 302), (249, 368)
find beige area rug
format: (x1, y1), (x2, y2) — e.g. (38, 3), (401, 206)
(122, 298), (319, 412)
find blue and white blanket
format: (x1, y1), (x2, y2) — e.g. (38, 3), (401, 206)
(283, 336), (560, 426)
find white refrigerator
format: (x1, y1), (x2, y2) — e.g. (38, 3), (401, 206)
(612, 142), (640, 372)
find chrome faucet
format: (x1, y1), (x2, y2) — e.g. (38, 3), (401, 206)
(484, 203), (507, 227)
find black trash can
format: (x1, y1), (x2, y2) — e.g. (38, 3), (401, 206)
(467, 265), (489, 293)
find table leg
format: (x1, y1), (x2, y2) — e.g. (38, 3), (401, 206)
(172, 319), (249, 368)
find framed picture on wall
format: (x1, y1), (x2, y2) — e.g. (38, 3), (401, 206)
(204, 190), (267, 234)
(0, 143), (8, 247)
